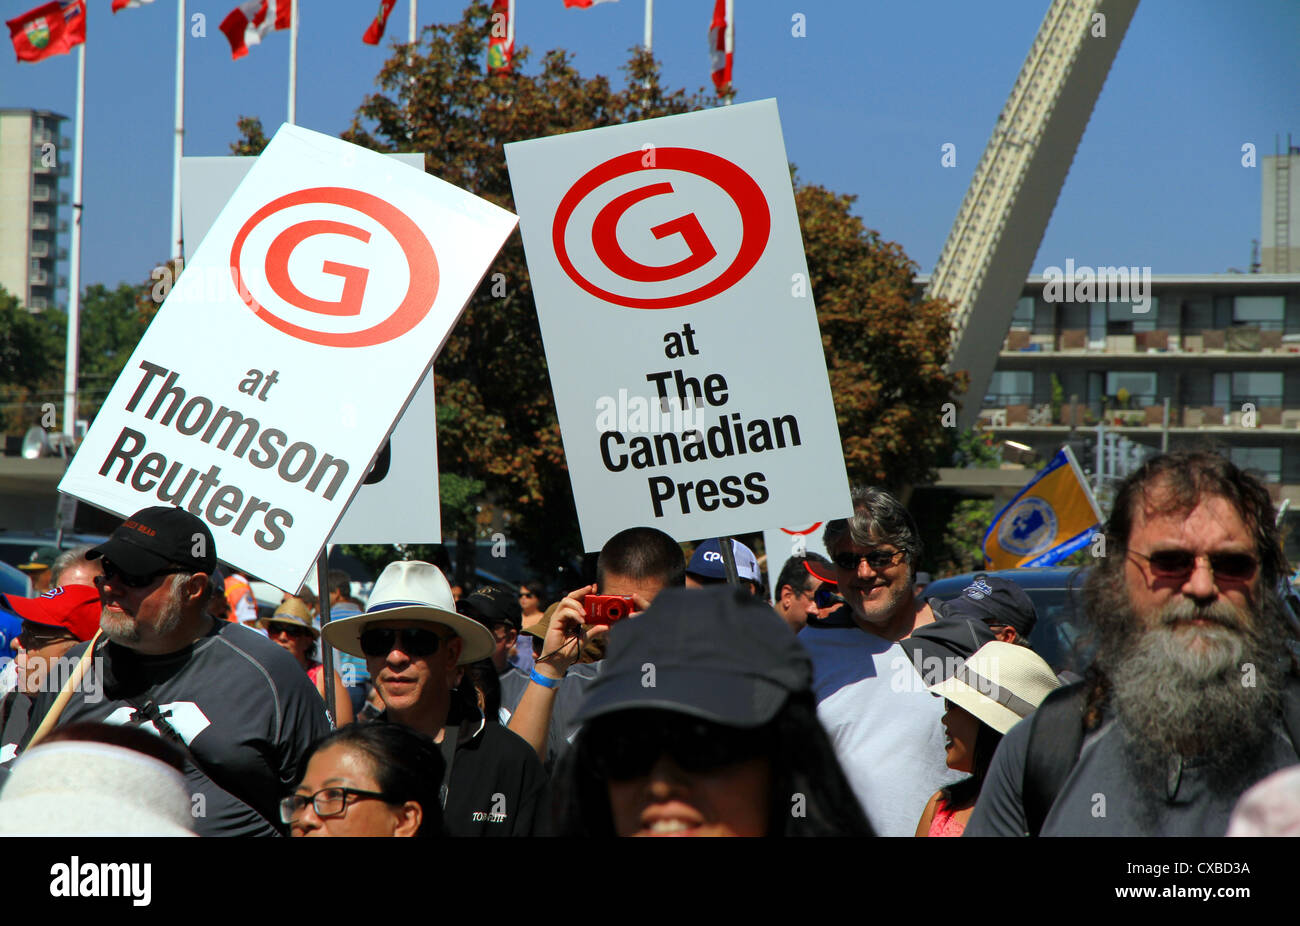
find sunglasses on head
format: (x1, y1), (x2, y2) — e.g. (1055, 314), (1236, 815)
(18, 626), (75, 649)
(832, 549), (905, 571)
(358, 626), (448, 658)
(1128, 549), (1259, 582)
(100, 558), (185, 589)
(582, 710), (772, 780)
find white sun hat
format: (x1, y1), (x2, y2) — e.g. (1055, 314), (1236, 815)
(927, 640), (1060, 734)
(321, 560), (495, 665)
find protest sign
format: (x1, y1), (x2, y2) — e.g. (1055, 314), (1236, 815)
(181, 154), (440, 545)
(60, 125), (516, 590)
(506, 99), (849, 550)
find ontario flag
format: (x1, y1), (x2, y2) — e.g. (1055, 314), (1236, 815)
(7, 0), (84, 64)
(486, 0), (513, 75)
(221, 0), (292, 60)
(111, 0), (155, 11)
(709, 0), (733, 95)
(362, 0), (397, 45)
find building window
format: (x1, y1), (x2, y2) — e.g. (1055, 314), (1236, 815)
(985, 370), (1033, 406)
(1106, 299), (1157, 334)
(1105, 371), (1156, 407)
(1230, 447), (1281, 483)
(1233, 296), (1284, 331)
(1231, 371), (1283, 408)
(1010, 296), (1034, 330)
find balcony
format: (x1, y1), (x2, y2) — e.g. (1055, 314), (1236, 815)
(32, 184), (51, 202)
(980, 401), (1300, 432)
(1001, 327), (1299, 357)
(29, 267), (48, 286)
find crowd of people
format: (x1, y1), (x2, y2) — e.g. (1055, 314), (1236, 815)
(1, 448), (1298, 837)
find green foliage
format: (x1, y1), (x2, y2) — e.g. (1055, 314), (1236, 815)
(0, 287), (63, 433)
(230, 116), (270, 156)
(931, 498), (995, 575)
(949, 427), (1001, 469)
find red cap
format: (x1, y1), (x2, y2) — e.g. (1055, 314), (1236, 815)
(2, 584), (101, 642)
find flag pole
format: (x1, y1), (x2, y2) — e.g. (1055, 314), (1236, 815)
(171, 0), (186, 260)
(507, 0), (515, 50)
(287, 0), (298, 125)
(62, 41), (86, 442)
(409, 0), (417, 44)
(724, 0), (734, 105)
(644, 0), (653, 52)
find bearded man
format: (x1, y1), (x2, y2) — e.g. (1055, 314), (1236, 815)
(10, 506), (329, 836)
(968, 450), (1300, 836)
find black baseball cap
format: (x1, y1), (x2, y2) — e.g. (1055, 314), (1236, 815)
(88, 506), (217, 576)
(572, 585), (812, 728)
(935, 575), (1038, 638)
(903, 617), (997, 687)
(457, 584), (522, 631)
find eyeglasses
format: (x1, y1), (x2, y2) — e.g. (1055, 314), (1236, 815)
(832, 549), (906, 571)
(279, 786), (395, 824)
(100, 558), (184, 589)
(18, 627), (75, 650)
(582, 710), (772, 780)
(358, 627), (447, 658)
(519, 590), (537, 599)
(266, 622), (312, 639)
(1128, 549), (1259, 582)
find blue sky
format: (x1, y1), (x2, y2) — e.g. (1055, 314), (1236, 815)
(3, 0), (1297, 290)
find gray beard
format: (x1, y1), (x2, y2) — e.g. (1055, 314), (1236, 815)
(100, 576), (187, 646)
(1098, 589), (1284, 803)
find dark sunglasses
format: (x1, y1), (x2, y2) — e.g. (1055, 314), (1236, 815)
(1128, 549), (1259, 582)
(358, 627), (446, 658)
(100, 558), (185, 589)
(812, 586), (842, 609)
(582, 710), (772, 780)
(266, 621), (312, 639)
(832, 549), (905, 571)
(18, 626), (75, 650)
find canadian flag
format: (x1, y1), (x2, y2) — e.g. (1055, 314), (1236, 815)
(486, 0), (513, 75)
(220, 0), (292, 60)
(709, 0), (733, 95)
(111, 0), (155, 11)
(362, 0), (397, 45)
(563, 0), (618, 8)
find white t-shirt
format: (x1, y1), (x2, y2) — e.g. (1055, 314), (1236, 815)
(800, 624), (965, 836)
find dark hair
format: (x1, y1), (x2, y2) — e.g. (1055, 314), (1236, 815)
(462, 658), (501, 724)
(597, 527), (686, 592)
(44, 722), (188, 774)
(300, 724), (446, 837)
(938, 719), (1003, 808)
(327, 569), (353, 600)
(822, 486), (923, 579)
(551, 691), (874, 837)
(775, 552), (832, 597)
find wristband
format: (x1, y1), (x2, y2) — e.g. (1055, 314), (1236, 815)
(530, 668), (561, 689)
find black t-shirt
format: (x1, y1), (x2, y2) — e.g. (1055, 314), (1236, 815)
(18, 620), (331, 836)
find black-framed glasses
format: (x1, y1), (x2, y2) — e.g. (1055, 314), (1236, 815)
(832, 549), (906, 571)
(279, 787), (395, 824)
(582, 710), (772, 780)
(358, 627), (446, 658)
(100, 558), (185, 589)
(1128, 549), (1259, 582)
(266, 621), (312, 639)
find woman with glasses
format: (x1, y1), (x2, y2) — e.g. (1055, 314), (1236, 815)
(259, 599), (354, 726)
(550, 586), (874, 837)
(283, 723), (446, 837)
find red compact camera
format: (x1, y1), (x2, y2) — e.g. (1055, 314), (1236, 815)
(583, 595), (635, 626)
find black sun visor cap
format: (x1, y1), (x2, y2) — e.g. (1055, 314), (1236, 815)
(572, 585), (812, 729)
(902, 617), (997, 687)
(88, 506), (217, 577)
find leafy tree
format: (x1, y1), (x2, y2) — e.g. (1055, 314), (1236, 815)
(230, 116), (270, 156)
(0, 287), (63, 433)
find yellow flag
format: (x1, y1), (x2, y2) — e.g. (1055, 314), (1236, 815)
(983, 446), (1103, 569)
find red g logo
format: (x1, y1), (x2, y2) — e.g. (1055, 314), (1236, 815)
(230, 187), (439, 347)
(552, 148), (770, 309)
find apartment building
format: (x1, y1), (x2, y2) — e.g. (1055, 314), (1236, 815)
(0, 108), (69, 312)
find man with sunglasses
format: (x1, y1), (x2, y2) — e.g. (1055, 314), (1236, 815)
(11, 506), (331, 836)
(969, 450), (1300, 836)
(797, 486), (962, 836)
(0, 585), (101, 758)
(323, 560), (549, 836)
(772, 552), (838, 633)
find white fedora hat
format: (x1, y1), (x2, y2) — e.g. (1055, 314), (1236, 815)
(321, 561), (495, 665)
(927, 641), (1060, 734)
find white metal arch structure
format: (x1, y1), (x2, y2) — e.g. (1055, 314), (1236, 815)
(927, 0), (1140, 432)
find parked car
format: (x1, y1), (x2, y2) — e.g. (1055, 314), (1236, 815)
(0, 531), (109, 572)
(922, 566), (1093, 675)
